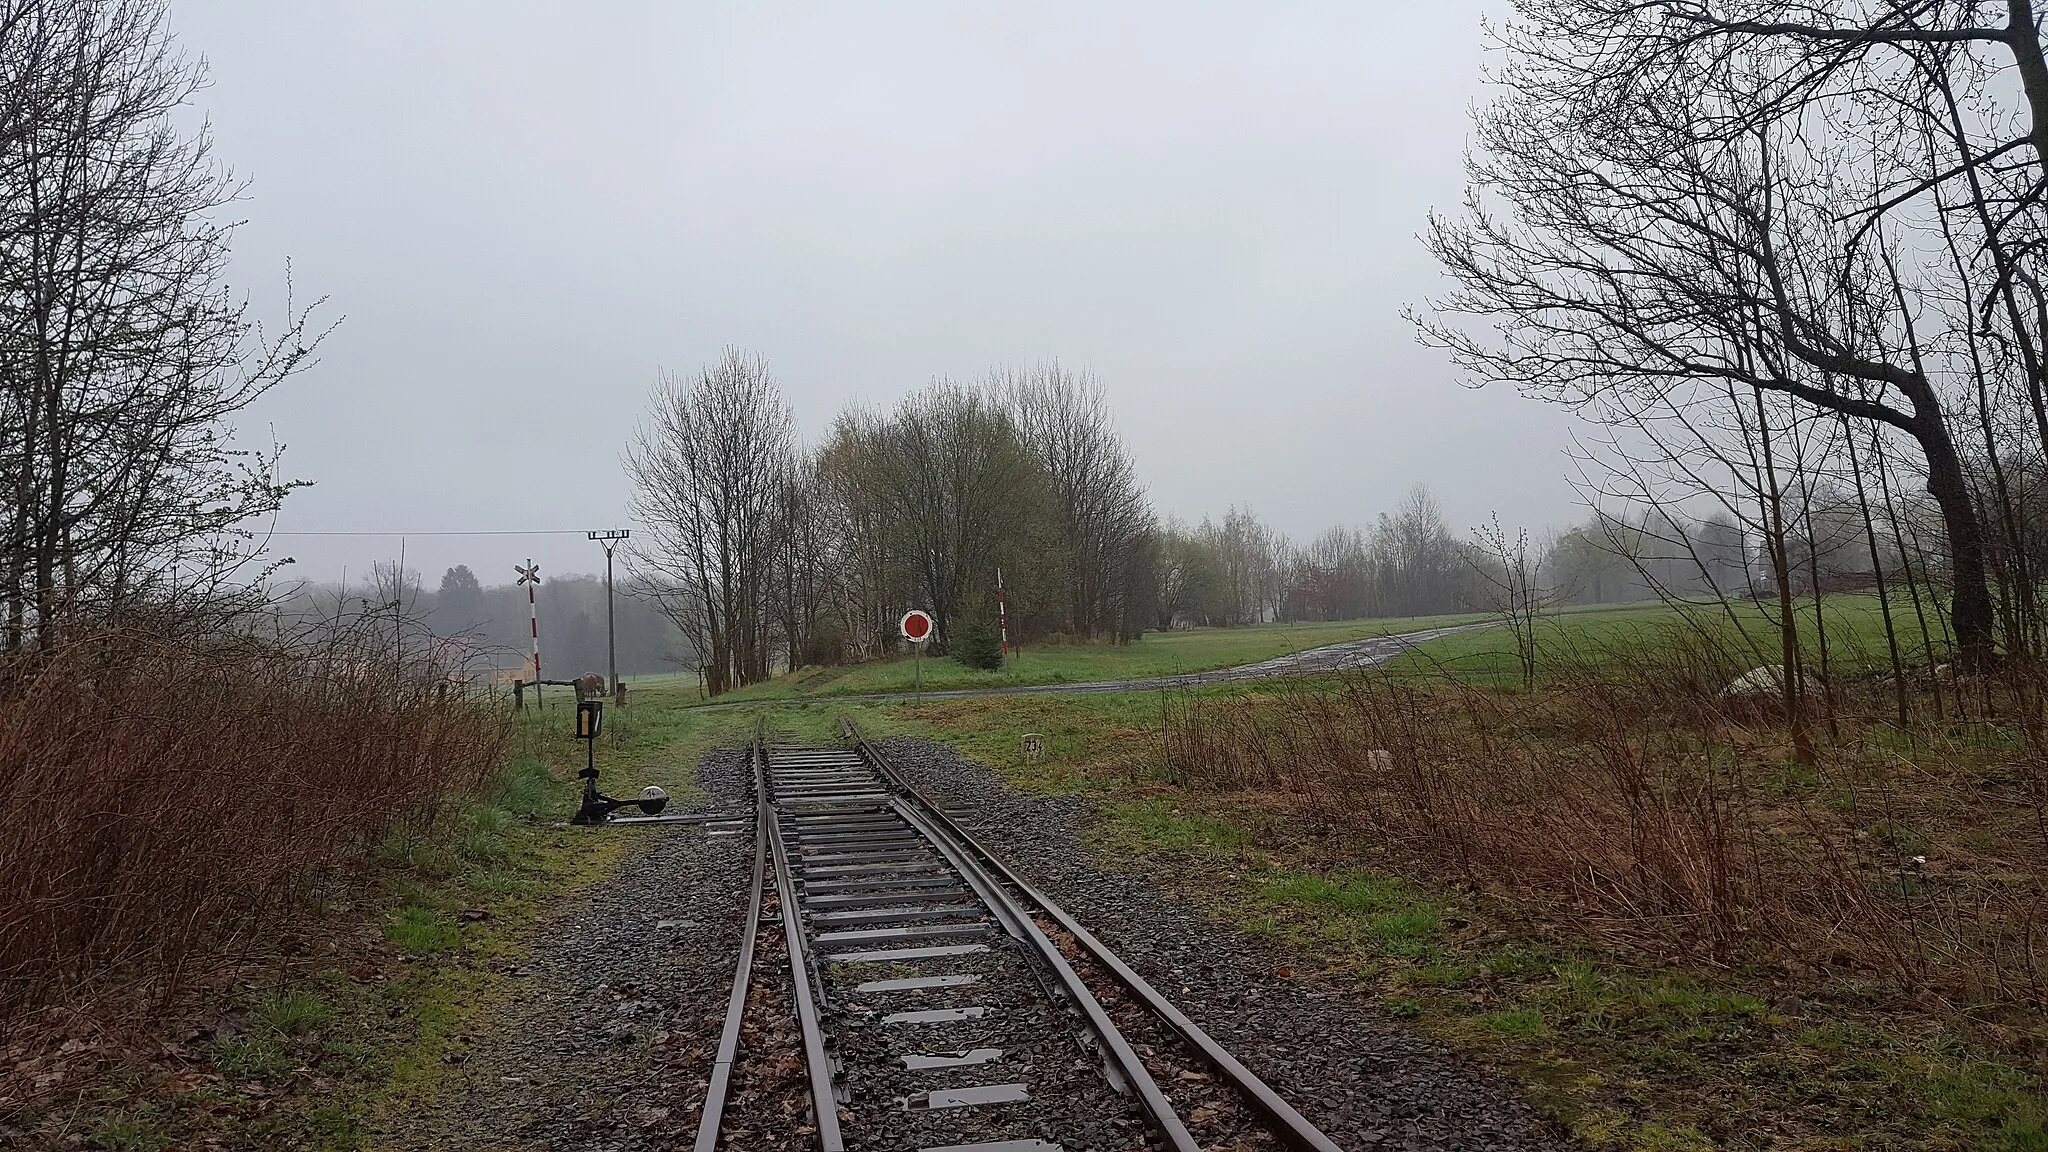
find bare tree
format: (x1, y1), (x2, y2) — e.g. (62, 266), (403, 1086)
(814, 406), (900, 660)
(770, 452), (832, 670)
(1153, 517), (1228, 628)
(1206, 507), (1281, 626)
(1470, 514), (1558, 689)
(0, 0), (329, 648)
(1414, 0), (2048, 667)
(878, 383), (1048, 647)
(1369, 485), (1467, 616)
(627, 348), (792, 695)
(1282, 525), (1373, 622)
(999, 363), (1153, 640)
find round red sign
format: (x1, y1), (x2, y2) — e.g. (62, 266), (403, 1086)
(899, 609), (933, 643)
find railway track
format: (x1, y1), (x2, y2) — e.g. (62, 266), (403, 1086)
(692, 722), (1346, 1152)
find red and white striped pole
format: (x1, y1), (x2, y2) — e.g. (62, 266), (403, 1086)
(997, 567), (1009, 660)
(517, 560), (542, 708)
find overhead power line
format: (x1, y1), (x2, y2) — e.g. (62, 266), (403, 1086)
(262, 529), (596, 537)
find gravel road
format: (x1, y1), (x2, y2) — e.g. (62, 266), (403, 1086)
(878, 622), (1490, 700)
(683, 623), (1494, 711)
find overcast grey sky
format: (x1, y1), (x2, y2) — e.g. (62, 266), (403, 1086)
(169, 0), (1584, 586)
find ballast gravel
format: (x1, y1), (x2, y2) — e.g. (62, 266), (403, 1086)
(389, 749), (755, 1152)
(828, 926), (1149, 1152)
(396, 738), (1574, 1151)
(874, 737), (1580, 1152)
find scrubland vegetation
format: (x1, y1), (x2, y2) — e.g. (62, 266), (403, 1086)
(1, 674), (751, 1149)
(0, 3), (518, 1142)
(1169, 634), (2048, 1007)
(0, 622), (505, 1017)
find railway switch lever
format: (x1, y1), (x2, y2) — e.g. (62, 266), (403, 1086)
(570, 699), (669, 825)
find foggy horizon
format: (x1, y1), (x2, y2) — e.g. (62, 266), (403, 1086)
(158, 0), (1589, 587)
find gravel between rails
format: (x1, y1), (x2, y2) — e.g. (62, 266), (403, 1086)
(877, 738), (1581, 1152)
(391, 749), (755, 1152)
(1034, 914), (1284, 1152)
(709, 897), (814, 1151)
(827, 921), (1150, 1151)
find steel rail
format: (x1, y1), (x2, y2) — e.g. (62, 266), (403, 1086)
(690, 732), (769, 1152)
(761, 743), (847, 1152)
(889, 793), (1203, 1152)
(855, 727), (1348, 1152)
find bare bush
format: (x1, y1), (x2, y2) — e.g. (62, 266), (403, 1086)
(1162, 634), (2046, 1000)
(0, 619), (505, 1015)
(628, 348), (794, 695)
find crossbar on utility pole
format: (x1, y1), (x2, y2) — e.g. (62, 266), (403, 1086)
(588, 530), (631, 703)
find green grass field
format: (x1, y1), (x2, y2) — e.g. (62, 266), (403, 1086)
(664, 612), (1494, 703)
(1384, 592), (1953, 686)
(626, 591), (1950, 704)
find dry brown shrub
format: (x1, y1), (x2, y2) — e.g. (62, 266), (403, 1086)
(0, 621), (506, 1016)
(1161, 630), (2047, 1002)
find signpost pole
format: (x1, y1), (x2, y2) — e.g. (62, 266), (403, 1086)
(997, 567), (1009, 662)
(900, 608), (933, 706)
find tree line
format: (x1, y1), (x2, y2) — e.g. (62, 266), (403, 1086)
(626, 352), (1154, 694)
(1155, 488), (1476, 627)
(266, 564), (689, 682)
(624, 351), (1586, 696)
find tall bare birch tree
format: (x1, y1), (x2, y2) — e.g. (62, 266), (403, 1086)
(999, 363), (1153, 640)
(627, 348), (792, 695)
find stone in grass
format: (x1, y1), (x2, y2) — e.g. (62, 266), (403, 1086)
(1722, 665), (1823, 699)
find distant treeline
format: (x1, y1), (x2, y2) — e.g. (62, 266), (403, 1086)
(1157, 489), (1477, 627)
(1155, 485), (1920, 629)
(269, 568), (691, 680)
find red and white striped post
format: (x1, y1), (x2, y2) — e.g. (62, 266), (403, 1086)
(517, 560), (542, 708)
(996, 567), (1009, 661)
